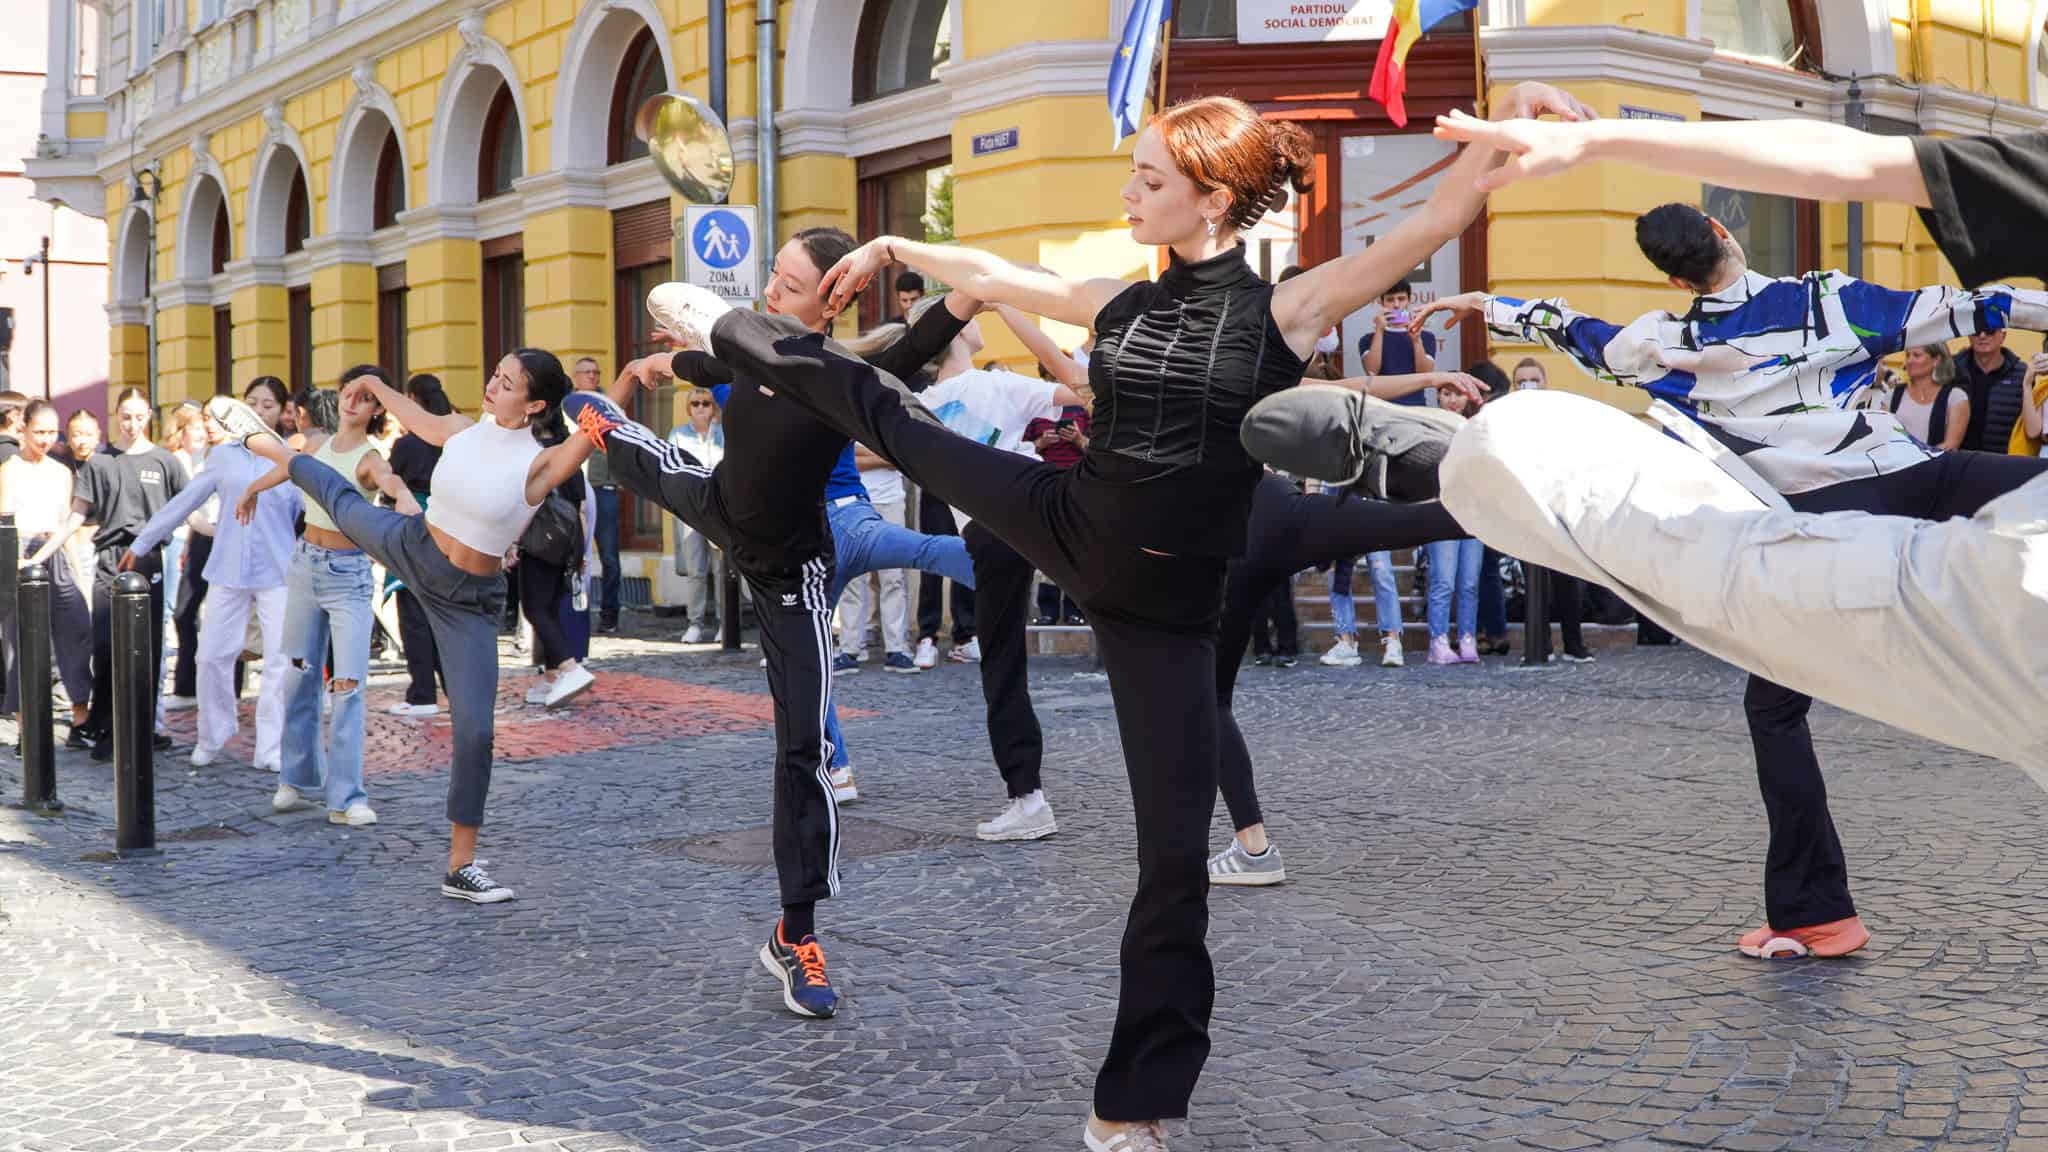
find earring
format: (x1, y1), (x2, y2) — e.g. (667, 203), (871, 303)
(1206, 217), (1218, 238)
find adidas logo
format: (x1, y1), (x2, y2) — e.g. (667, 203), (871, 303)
(780, 593), (798, 607)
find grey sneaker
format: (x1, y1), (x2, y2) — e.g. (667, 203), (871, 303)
(204, 396), (280, 449)
(1240, 384), (1462, 501)
(1207, 840), (1286, 886)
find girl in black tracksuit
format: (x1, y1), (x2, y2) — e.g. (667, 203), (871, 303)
(659, 84), (1557, 1143)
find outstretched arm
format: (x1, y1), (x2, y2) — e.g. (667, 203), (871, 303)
(345, 376), (471, 446)
(822, 240), (1125, 331)
(128, 469), (222, 558)
(356, 451), (422, 518)
(526, 436), (597, 507)
(1331, 371), (1486, 407)
(28, 498), (89, 568)
(1270, 82), (1598, 357)
(995, 304), (1089, 393)
(1431, 111), (1930, 206)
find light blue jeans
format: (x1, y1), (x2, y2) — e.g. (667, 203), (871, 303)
(1328, 557), (1356, 637)
(280, 539), (375, 813)
(1367, 551), (1403, 635)
(1425, 538), (1483, 642)
(823, 495), (975, 769)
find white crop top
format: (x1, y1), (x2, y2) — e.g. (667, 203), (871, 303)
(424, 416), (546, 556)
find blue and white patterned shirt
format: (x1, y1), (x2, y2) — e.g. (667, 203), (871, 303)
(1483, 269), (2048, 494)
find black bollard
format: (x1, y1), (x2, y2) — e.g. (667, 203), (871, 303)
(18, 563), (57, 812)
(0, 515), (17, 621)
(111, 571), (157, 857)
(1521, 563), (1553, 667)
(719, 548), (742, 651)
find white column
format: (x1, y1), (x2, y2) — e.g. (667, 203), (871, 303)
(41, 0), (74, 143)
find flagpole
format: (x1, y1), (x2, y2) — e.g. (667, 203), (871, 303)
(1158, 14), (1173, 113)
(1471, 11), (1486, 116)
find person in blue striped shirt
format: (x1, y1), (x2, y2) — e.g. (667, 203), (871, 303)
(1417, 110), (2048, 961)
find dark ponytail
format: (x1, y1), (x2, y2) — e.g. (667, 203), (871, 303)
(512, 348), (572, 445)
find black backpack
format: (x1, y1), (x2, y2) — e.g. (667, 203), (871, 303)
(519, 490), (581, 568)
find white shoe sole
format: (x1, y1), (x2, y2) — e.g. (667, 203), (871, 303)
(757, 943), (832, 1018)
(1209, 868), (1286, 887)
(833, 786), (860, 804)
(977, 818), (1057, 842)
(543, 677), (595, 709)
(328, 810), (378, 827)
(441, 884), (515, 904)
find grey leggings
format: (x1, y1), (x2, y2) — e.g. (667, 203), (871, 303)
(289, 456), (507, 826)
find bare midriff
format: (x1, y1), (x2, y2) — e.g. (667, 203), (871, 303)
(429, 522), (504, 577)
(301, 524), (357, 553)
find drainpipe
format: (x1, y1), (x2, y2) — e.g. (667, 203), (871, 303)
(756, 1), (777, 252)
(707, 1), (725, 120)
(1844, 76), (1865, 280)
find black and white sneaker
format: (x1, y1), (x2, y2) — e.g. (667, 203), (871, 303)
(203, 396), (280, 449)
(1240, 384), (1463, 501)
(441, 861), (516, 904)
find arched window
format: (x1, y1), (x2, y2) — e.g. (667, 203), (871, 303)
(373, 131), (404, 231)
(284, 165), (309, 254)
(608, 26), (665, 166)
(210, 195), (229, 275)
(479, 82), (523, 200)
(854, 0), (951, 103)
(1700, 0), (1823, 69)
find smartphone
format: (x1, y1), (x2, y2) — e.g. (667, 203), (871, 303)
(1055, 419), (1075, 432)
(1386, 309), (1411, 326)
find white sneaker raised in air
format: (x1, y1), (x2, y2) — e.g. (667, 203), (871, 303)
(647, 282), (734, 352)
(975, 791), (1057, 841)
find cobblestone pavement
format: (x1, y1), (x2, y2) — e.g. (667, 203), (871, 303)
(5, 627), (2048, 1151)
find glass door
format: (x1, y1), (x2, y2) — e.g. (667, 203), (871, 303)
(1337, 132), (1463, 381)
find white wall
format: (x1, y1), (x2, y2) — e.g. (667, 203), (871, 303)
(2, 0), (110, 415)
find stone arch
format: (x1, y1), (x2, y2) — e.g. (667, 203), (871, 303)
(176, 171), (231, 282)
(553, 0), (675, 171)
(783, 0), (861, 117)
(1811, 0), (1896, 78)
(113, 202), (153, 301)
(2029, 0), (2048, 106)
(331, 67), (411, 234)
(248, 111), (315, 258)
(427, 19), (528, 204)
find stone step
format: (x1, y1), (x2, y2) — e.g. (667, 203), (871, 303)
(1017, 620), (1644, 658)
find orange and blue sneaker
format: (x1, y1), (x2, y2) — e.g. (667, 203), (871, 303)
(759, 920), (838, 1018)
(1737, 915), (1870, 959)
(561, 392), (626, 451)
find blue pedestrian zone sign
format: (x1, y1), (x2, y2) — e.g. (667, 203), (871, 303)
(684, 205), (759, 302)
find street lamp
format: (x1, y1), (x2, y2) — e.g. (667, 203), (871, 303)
(21, 236), (51, 401)
(130, 167), (162, 415)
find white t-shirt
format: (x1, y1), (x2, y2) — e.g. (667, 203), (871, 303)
(0, 454), (73, 539)
(862, 465), (906, 506)
(918, 369), (1059, 458)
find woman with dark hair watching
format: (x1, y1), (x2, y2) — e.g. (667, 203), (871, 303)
(598, 81), (1592, 1149)
(239, 368), (416, 827)
(6, 399), (94, 729)
(208, 348), (589, 903)
(386, 374), (452, 717)
(125, 377), (298, 769)
(43, 386), (186, 759)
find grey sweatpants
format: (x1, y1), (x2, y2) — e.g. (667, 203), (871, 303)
(289, 455), (508, 826)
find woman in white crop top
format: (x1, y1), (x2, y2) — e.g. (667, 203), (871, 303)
(207, 347), (591, 906)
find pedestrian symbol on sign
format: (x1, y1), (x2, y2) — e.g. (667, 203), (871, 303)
(693, 210), (750, 270)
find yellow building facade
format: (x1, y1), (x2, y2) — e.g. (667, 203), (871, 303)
(26, 0), (2048, 602)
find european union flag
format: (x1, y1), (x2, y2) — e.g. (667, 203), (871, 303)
(1109, 0), (1172, 148)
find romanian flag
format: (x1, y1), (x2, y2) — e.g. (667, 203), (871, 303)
(1369, 0), (1479, 128)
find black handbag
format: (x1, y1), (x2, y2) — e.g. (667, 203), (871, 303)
(519, 491), (581, 567)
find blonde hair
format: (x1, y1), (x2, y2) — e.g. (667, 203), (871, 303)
(684, 386), (721, 419)
(1909, 343), (1956, 386)
(169, 403), (207, 444)
(1512, 357), (1546, 384)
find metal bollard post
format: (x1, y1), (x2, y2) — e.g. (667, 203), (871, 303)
(18, 563), (58, 812)
(0, 515), (18, 622)
(719, 549), (742, 651)
(1521, 563), (1553, 667)
(111, 571), (158, 857)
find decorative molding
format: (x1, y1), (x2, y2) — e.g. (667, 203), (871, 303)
(304, 231), (374, 270)
(107, 300), (150, 327)
(224, 256), (286, 293)
(369, 224), (407, 268)
(728, 117), (758, 167)
(1481, 24), (1713, 92)
(776, 108), (849, 157)
(602, 156), (669, 212)
(844, 84), (952, 160)
(1697, 56), (1836, 122)
(516, 168), (609, 214)
(282, 249), (312, 287)
(942, 39), (1119, 120)
(1918, 84), (2048, 136)
(330, 70), (409, 234)
(154, 276), (218, 310)
(399, 203), (479, 244)
(426, 20), (529, 204)
(475, 193), (526, 241)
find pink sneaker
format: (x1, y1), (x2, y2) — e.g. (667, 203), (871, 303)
(1427, 636), (1457, 665)
(1457, 635), (1479, 663)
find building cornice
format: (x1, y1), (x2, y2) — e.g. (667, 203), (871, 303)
(107, 300), (149, 327)
(154, 277), (217, 310)
(943, 39), (1118, 120)
(516, 169), (610, 214)
(304, 232), (374, 270)
(399, 203), (479, 244)
(1482, 24), (1713, 93)
(603, 156), (671, 212)
(225, 257), (286, 293)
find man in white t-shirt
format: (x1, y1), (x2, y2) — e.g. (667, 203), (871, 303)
(903, 305), (1086, 842)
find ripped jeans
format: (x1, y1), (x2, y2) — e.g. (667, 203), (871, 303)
(279, 539), (375, 813)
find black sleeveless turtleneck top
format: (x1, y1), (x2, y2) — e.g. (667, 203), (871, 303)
(1078, 246), (1306, 558)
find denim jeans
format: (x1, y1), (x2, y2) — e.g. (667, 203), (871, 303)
(1477, 547), (1507, 637)
(823, 494), (975, 769)
(1327, 557), (1356, 637)
(280, 539), (374, 813)
(593, 485), (622, 620)
(1425, 538), (1483, 641)
(1366, 551), (1403, 634)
